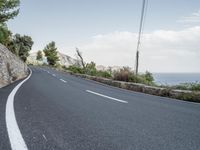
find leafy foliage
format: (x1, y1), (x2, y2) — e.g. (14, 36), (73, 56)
(0, 23), (12, 46)
(113, 67), (154, 85)
(36, 50), (43, 61)
(66, 65), (85, 74)
(8, 34), (33, 62)
(96, 70), (111, 78)
(64, 62), (111, 78)
(0, 0), (20, 23)
(85, 61), (97, 76)
(171, 82), (200, 91)
(43, 41), (59, 66)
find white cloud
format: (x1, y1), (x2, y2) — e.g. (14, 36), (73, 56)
(78, 26), (200, 73)
(177, 9), (200, 24)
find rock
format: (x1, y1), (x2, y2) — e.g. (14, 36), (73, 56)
(27, 51), (81, 67)
(0, 44), (28, 88)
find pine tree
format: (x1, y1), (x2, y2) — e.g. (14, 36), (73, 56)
(36, 50), (43, 61)
(8, 34), (34, 62)
(43, 41), (59, 66)
(0, 0), (20, 23)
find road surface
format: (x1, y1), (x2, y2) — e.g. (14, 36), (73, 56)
(0, 66), (200, 150)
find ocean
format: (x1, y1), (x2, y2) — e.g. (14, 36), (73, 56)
(153, 73), (200, 85)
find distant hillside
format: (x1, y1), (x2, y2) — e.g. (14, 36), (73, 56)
(27, 52), (81, 67)
(27, 51), (123, 71)
(96, 65), (122, 72)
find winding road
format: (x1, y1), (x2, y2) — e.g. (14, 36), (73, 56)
(0, 66), (200, 150)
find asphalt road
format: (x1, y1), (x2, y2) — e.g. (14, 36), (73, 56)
(0, 66), (200, 150)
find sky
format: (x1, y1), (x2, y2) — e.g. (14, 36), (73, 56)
(7, 0), (200, 73)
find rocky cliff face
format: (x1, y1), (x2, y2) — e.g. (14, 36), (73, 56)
(27, 52), (81, 67)
(0, 44), (28, 88)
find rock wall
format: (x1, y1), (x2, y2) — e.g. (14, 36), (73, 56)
(0, 44), (28, 88)
(59, 69), (199, 103)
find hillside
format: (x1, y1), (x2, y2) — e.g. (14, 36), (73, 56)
(27, 52), (81, 67)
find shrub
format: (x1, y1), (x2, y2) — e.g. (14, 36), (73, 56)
(66, 65), (85, 74)
(113, 67), (132, 82)
(85, 61), (97, 76)
(113, 67), (154, 85)
(143, 71), (154, 83)
(97, 70), (112, 78)
(172, 82), (200, 91)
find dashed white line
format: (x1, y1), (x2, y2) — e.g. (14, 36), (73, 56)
(52, 74), (56, 77)
(86, 90), (128, 103)
(42, 134), (47, 141)
(60, 79), (67, 83)
(5, 69), (32, 150)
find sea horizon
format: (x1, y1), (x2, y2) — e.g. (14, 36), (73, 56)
(153, 73), (200, 85)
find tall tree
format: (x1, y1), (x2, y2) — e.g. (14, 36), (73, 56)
(0, 0), (20, 23)
(9, 34), (34, 62)
(36, 50), (43, 61)
(43, 41), (59, 66)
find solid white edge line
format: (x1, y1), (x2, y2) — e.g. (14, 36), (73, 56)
(5, 68), (32, 150)
(60, 79), (67, 83)
(86, 90), (128, 103)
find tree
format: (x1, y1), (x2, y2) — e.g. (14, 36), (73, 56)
(0, 23), (12, 46)
(43, 41), (59, 66)
(76, 47), (85, 69)
(36, 50), (43, 61)
(8, 34), (34, 62)
(0, 0), (20, 23)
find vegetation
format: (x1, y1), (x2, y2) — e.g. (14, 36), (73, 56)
(8, 34), (34, 62)
(64, 61), (111, 78)
(0, 0), (34, 62)
(170, 82), (200, 92)
(65, 65), (85, 74)
(0, 23), (12, 46)
(43, 41), (59, 66)
(36, 50), (43, 61)
(61, 50), (153, 84)
(0, 0), (20, 23)
(113, 67), (154, 85)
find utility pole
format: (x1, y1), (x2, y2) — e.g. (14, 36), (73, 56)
(135, 0), (147, 75)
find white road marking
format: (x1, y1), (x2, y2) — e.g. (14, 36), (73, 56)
(5, 69), (32, 150)
(47, 71), (50, 73)
(52, 74), (56, 77)
(42, 134), (47, 141)
(60, 79), (67, 83)
(86, 90), (128, 103)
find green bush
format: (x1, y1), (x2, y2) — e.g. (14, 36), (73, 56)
(64, 63), (112, 79)
(85, 61), (97, 76)
(172, 82), (200, 91)
(96, 70), (111, 78)
(113, 67), (154, 85)
(66, 65), (85, 74)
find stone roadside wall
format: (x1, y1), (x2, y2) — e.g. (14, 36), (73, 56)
(49, 67), (200, 103)
(0, 44), (28, 88)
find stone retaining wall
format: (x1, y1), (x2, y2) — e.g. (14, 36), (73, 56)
(0, 44), (28, 88)
(68, 71), (200, 102)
